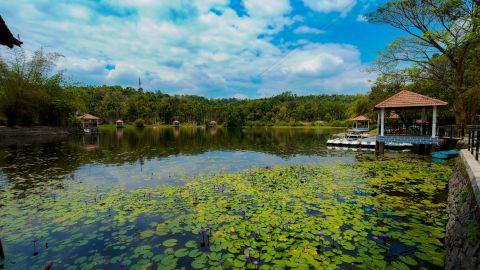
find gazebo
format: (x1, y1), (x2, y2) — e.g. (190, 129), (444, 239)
(116, 119), (124, 128)
(374, 90), (448, 153)
(349, 115), (370, 132)
(173, 120), (180, 127)
(77, 113), (100, 133)
(387, 112), (400, 120)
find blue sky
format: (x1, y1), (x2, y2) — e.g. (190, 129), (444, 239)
(1, 0), (402, 98)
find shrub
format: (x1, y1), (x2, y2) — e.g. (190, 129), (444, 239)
(134, 119), (145, 129)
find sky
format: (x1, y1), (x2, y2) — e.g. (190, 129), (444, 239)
(0, 0), (403, 98)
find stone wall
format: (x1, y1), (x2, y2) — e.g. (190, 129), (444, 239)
(445, 151), (480, 270)
(376, 135), (439, 145)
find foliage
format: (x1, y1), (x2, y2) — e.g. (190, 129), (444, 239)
(0, 158), (452, 269)
(0, 48), (80, 126)
(134, 119), (145, 129)
(367, 0), (480, 124)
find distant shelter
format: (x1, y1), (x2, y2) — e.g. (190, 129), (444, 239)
(77, 113), (100, 133)
(348, 115), (370, 132)
(116, 119), (124, 128)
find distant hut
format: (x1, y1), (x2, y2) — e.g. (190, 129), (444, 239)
(116, 119), (124, 128)
(173, 120), (180, 127)
(209, 120), (217, 127)
(77, 113), (100, 133)
(0, 16), (22, 48)
(348, 115), (370, 132)
(386, 112), (400, 120)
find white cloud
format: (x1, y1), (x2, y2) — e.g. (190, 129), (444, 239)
(256, 44), (373, 97)
(293, 26), (325, 35)
(356, 14), (368, 22)
(243, 0), (291, 18)
(303, 0), (357, 15)
(0, 0), (372, 97)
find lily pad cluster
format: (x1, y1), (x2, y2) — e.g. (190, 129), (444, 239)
(0, 157), (451, 269)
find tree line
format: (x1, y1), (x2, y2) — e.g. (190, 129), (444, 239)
(1, 0), (479, 127)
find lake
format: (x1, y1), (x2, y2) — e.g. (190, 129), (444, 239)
(0, 126), (351, 191)
(0, 127), (450, 269)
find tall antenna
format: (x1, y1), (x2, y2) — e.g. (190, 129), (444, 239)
(138, 77), (143, 92)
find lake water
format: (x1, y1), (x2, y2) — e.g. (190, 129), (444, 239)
(0, 127), (450, 269)
(0, 126), (353, 191)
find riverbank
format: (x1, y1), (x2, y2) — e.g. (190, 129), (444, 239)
(0, 126), (70, 145)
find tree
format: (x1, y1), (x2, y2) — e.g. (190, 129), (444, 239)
(0, 48), (77, 126)
(368, 0), (480, 124)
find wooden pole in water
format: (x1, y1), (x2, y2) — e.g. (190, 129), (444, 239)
(0, 238), (5, 259)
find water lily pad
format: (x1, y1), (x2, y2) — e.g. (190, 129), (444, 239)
(174, 248), (189, 258)
(162, 239), (178, 247)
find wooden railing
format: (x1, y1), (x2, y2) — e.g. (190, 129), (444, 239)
(467, 125), (480, 160)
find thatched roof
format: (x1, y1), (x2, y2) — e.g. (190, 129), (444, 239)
(78, 113), (100, 120)
(0, 16), (22, 48)
(350, 115), (369, 121)
(387, 112), (400, 119)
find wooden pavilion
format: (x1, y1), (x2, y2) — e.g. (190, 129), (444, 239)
(77, 113), (100, 133)
(374, 90), (448, 154)
(0, 16), (22, 48)
(349, 115), (370, 132)
(116, 119), (124, 128)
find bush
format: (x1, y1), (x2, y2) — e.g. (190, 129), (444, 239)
(134, 119), (145, 129)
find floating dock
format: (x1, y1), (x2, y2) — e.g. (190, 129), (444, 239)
(327, 133), (413, 149)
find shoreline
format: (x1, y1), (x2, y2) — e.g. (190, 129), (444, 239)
(0, 126), (70, 145)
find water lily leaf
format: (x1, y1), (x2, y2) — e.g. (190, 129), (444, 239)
(162, 239), (178, 247)
(161, 255), (177, 266)
(185, 240), (197, 248)
(174, 248), (189, 258)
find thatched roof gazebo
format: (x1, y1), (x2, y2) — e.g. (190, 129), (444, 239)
(374, 90), (448, 153)
(77, 114), (100, 133)
(348, 115), (370, 132)
(386, 112), (400, 119)
(116, 119), (124, 128)
(0, 16), (22, 48)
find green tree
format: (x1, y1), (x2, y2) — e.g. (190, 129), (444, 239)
(0, 48), (78, 126)
(368, 0), (480, 124)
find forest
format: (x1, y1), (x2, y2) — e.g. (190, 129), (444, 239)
(0, 0), (479, 127)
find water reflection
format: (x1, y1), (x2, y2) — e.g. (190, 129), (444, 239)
(0, 126), (358, 192)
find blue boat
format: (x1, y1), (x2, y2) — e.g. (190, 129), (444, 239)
(431, 149), (459, 159)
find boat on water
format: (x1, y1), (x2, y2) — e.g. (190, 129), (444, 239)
(431, 149), (459, 159)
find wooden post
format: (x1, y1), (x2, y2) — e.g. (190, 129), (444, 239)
(377, 112), (380, 135)
(432, 106), (437, 138)
(0, 238), (5, 259)
(421, 108), (426, 135)
(380, 109), (385, 136)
